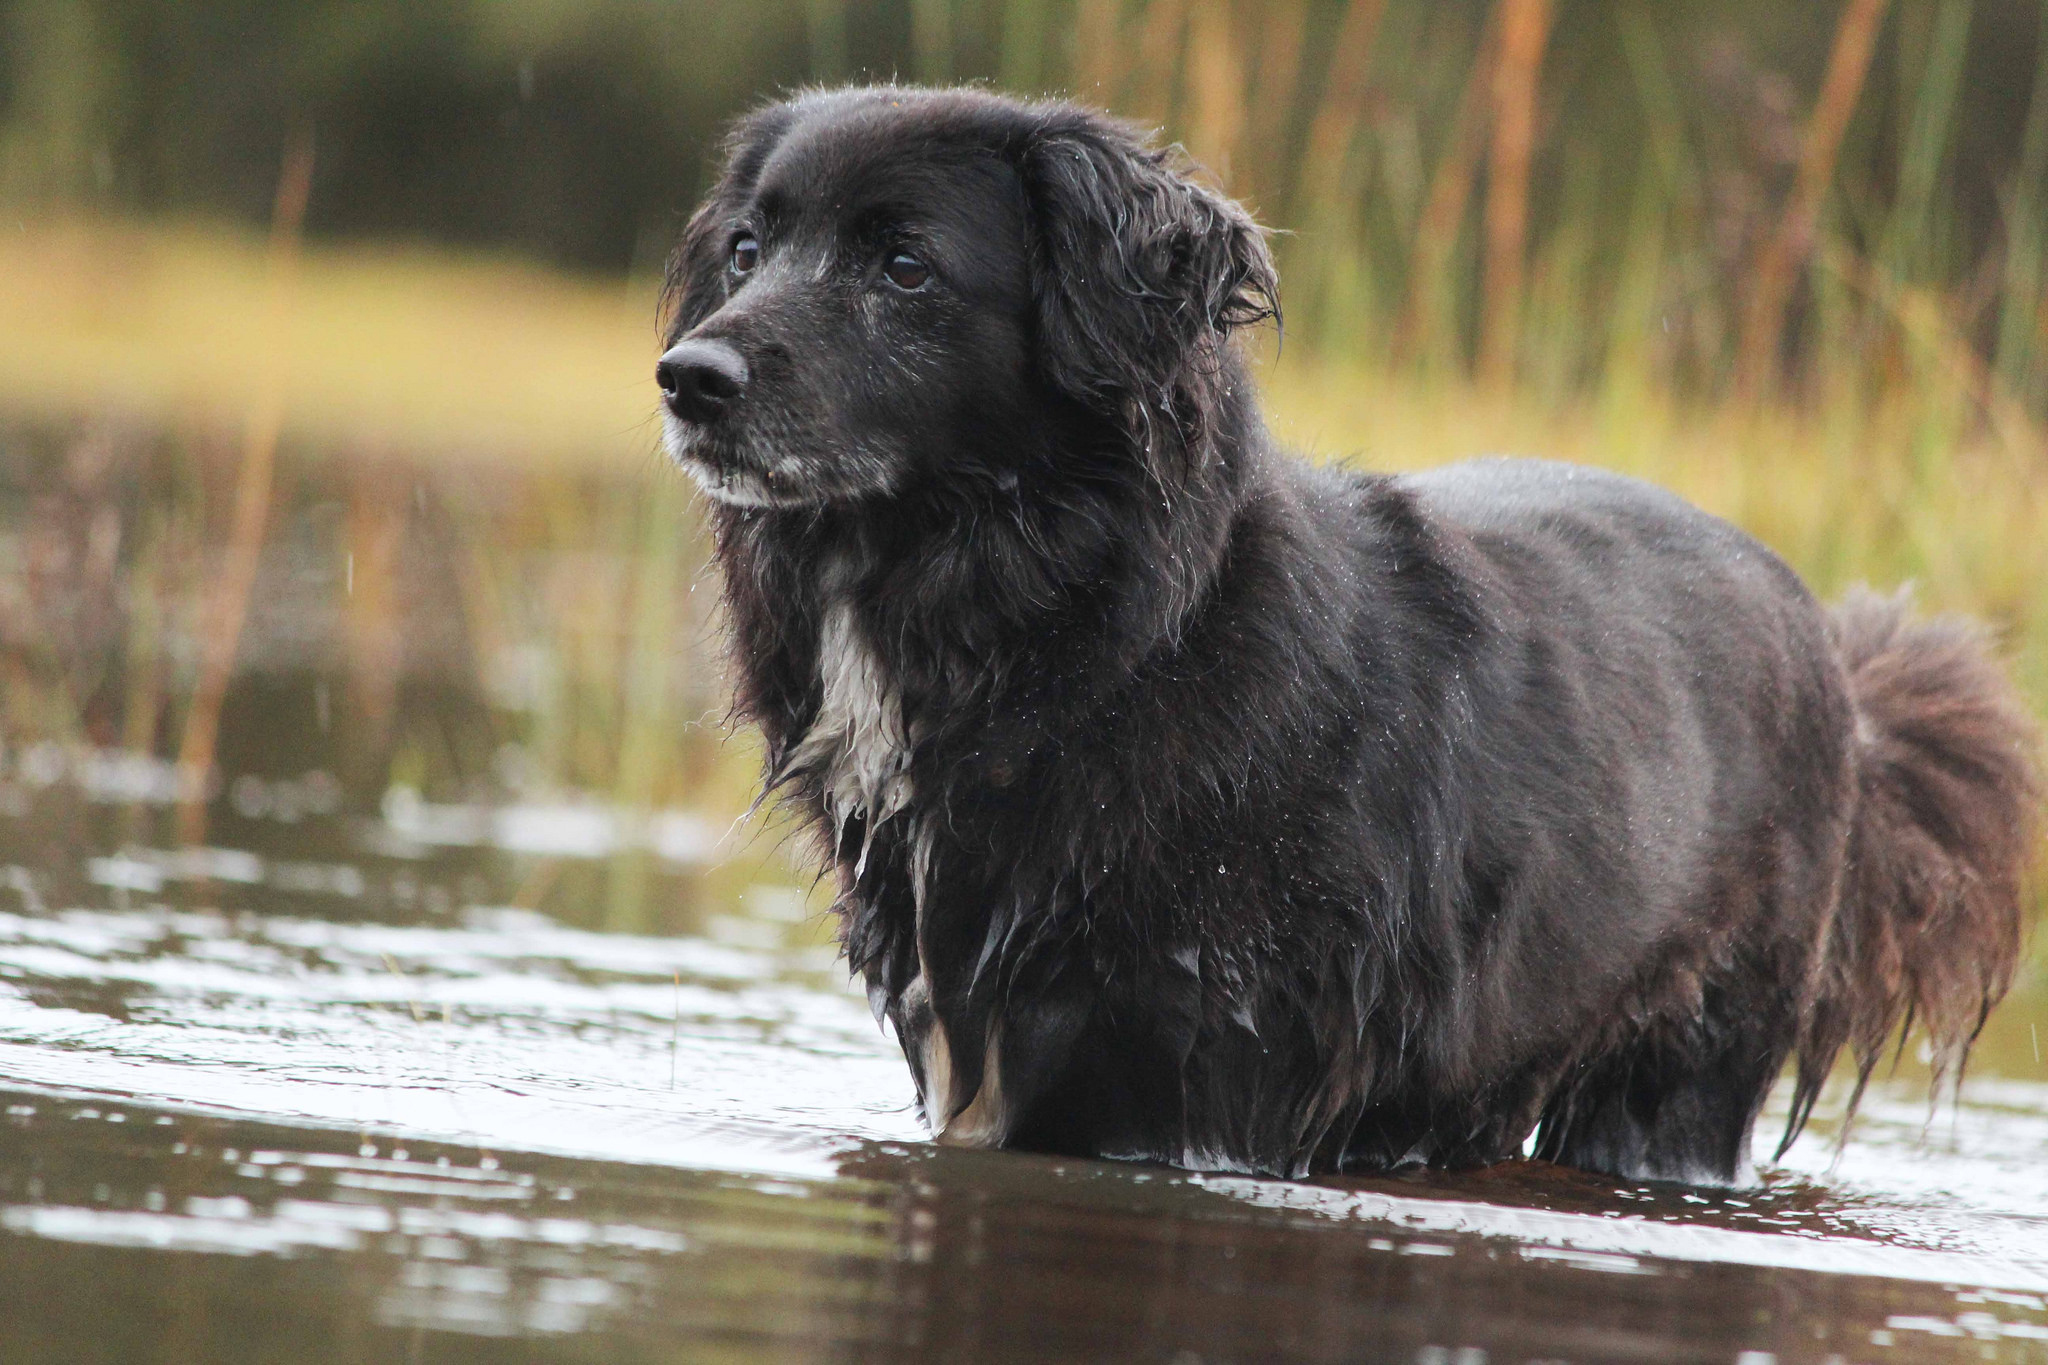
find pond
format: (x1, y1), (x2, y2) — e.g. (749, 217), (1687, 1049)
(1, 419), (2045, 1363)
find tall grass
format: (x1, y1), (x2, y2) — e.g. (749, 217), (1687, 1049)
(842, 0), (2048, 432)
(1998, 0), (2048, 416)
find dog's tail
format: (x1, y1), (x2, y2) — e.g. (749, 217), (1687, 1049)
(1784, 587), (2041, 1152)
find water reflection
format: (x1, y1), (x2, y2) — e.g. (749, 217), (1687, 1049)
(3, 1091), (2047, 1363)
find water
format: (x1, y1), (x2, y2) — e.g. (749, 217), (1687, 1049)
(2, 427), (2047, 1362)
(3, 769), (2047, 1365)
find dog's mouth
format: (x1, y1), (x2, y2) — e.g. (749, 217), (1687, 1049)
(662, 415), (831, 509)
(662, 412), (899, 510)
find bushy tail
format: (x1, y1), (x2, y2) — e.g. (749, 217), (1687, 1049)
(1786, 587), (2041, 1150)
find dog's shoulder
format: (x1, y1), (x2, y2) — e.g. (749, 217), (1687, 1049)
(1399, 456), (1698, 531)
(1392, 455), (1826, 685)
(1395, 456), (1786, 582)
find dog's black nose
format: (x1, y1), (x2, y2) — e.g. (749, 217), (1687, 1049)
(656, 339), (749, 423)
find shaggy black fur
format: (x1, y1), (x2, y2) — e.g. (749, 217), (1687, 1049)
(657, 86), (2041, 1184)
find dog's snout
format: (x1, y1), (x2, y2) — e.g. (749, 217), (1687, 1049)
(657, 339), (750, 423)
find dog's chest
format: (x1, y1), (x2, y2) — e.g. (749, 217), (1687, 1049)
(787, 597), (913, 836)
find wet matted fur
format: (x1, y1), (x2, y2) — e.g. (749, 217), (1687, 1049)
(656, 86), (2040, 1184)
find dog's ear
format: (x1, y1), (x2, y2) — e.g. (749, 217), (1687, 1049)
(1021, 116), (1278, 420)
(661, 103), (798, 343)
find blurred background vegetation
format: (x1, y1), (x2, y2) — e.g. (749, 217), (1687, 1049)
(1, 0), (2045, 965)
(8, 0), (2048, 401)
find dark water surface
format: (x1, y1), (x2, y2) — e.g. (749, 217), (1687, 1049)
(2, 774), (2047, 1365)
(2, 428), (2047, 1363)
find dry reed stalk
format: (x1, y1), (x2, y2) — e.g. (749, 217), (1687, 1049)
(1994, 0), (2048, 400)
(1185, 2), (1248, 183)
(1294, 0), (1389, 213)
(1073, 0), (1129, 102)
(607, 479), (689, 931)
(910, 0), (953, 84)
(1246, 0), (1311, 205)
(1002, 0), (1050, 95)
(1817, 241), (2046, 465)
(1736, 0), (1890, 401)
(1396, 9), (1501, 363)
(175, 127), (313, 850)
(1478, 0), (1555, 389)
(1881, 0), (1971, 285)
(804, 0), (849, 82)
(118, 513), (169, 844)
(1130, 0), (1191, 128)
(341, 469), (408, 785)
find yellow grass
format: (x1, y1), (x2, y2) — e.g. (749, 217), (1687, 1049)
(0, 216), (666, 471)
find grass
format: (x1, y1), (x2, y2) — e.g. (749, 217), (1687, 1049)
(0, 216), (664, 472)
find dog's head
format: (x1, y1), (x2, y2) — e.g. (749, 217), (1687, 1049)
(658, 87), (1277, 509)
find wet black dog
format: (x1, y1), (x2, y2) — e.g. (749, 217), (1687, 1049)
(657, 87), (2039, 1183)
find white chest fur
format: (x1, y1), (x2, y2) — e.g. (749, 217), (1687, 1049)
(784, 597), (913, 860)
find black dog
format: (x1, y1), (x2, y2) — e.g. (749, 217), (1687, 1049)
(657, 87), (2039, 1184)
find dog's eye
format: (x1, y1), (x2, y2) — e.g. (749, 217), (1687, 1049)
(729, 235), (759, 275)
(883, 252), (931, 291)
